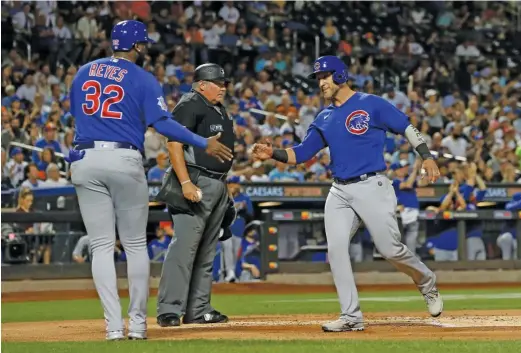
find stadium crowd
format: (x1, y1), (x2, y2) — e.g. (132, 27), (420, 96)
(1, 1), (520, 271)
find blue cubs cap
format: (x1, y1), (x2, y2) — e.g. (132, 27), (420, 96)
(308, 55), (349, 85)
(111, 20), (155, 52)
(10, 147), (23, 157)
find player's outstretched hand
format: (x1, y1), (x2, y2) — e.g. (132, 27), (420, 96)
(421, 159), (440, 184)
(205, 133), (233, 163)
(251, 141), (273, 161)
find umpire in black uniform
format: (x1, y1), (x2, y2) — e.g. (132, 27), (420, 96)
(157, 63), (236, 326)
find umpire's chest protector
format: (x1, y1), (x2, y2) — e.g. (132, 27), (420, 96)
(312, 95), (387, 178)
(183, 92), (235, 173)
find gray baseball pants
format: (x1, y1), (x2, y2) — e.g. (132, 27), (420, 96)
(325, 175), (436, 323)
(157, 176), (228, 320)
(71, 146), (149, 334)
(222, 235), (242, 278)
(496, 232), (518, 260)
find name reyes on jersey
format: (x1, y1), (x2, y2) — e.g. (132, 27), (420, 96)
(88, 63), (128, 83)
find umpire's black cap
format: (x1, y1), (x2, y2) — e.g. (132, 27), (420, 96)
(193, 63), (230, 83)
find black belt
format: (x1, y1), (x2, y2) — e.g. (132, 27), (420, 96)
(188, 164), (227, 181)
(74, 141), (141, 152)
(334, 171), (382, 185)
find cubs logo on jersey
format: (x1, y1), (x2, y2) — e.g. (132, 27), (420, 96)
(345, 110), (370, 135)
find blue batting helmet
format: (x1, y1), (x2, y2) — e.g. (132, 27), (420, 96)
(308, 55), (349, 85)
(111, 20), (155, 52)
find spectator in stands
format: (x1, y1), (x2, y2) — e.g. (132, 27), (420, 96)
(321, 17), (339, 42)
(2, 84), (17, 107)
(249, 161), (269, 182)
(4, 147), (27, 188)
(11, 3), (34, 34)
(391, 139), (416, 166)
(260, 114), (280, 137)
(218, 1), (240, 25)
(43, 163), (68, 187)
(292, 56), (312, 78)
(269, 161), (301, 182)
(14, 188), (35, 235)
(1, 147), (12, 189)
(147, 152), (169, 182)
(37, 147), (57, 175)
(441, 123), (469, 158)
(20, 163), (42, 189)
(378, 31), (396, 54)
(309, 152), (332, 181)
(382, 85), (410, 113)
(16, 74), (37, 102)
(32, 123), (61, 165)
(148, 222), (173, 262)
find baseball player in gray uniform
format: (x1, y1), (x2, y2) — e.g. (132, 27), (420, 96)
(253, 56), (443, 332)
(69, 21), (232, 341)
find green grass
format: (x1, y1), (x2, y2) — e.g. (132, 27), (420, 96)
(3, 340), (521, 353)
(2, 287), (521, 323)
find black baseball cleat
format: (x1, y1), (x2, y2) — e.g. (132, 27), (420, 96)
(157, 313), (181, 327)
(182, 310), (229, 324)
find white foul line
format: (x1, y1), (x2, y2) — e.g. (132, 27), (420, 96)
(263, 292), (521, 304)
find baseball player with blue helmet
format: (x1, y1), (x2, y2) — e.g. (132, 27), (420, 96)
(68, 20), (232, 341)
(252, 55), (443, 332)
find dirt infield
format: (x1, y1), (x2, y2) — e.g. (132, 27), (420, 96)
(4, 282), (521, 303)
(3, 311), (521, 342)
(3, 283), (521, 342)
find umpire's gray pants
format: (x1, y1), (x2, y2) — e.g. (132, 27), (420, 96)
(157, 176), (228, 320)
(71, 147), (149, 334)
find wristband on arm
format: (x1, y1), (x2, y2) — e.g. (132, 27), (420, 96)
(415, 143), (433, 160)
(272, 149), (289, 163)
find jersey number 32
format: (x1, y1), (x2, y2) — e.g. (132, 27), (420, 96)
(81, 80), (125, 119)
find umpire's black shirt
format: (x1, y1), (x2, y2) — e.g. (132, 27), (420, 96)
(170, 89), (235, 173)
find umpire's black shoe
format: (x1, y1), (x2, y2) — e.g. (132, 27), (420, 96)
(183, 310), (229, 324)
(157, 313), (181, 327)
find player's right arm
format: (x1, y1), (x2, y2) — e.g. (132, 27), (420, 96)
(252, 125), (326, 165)
(142, 74), (232, 161)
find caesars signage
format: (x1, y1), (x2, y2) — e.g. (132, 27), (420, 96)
(145, 182), (521, 203)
